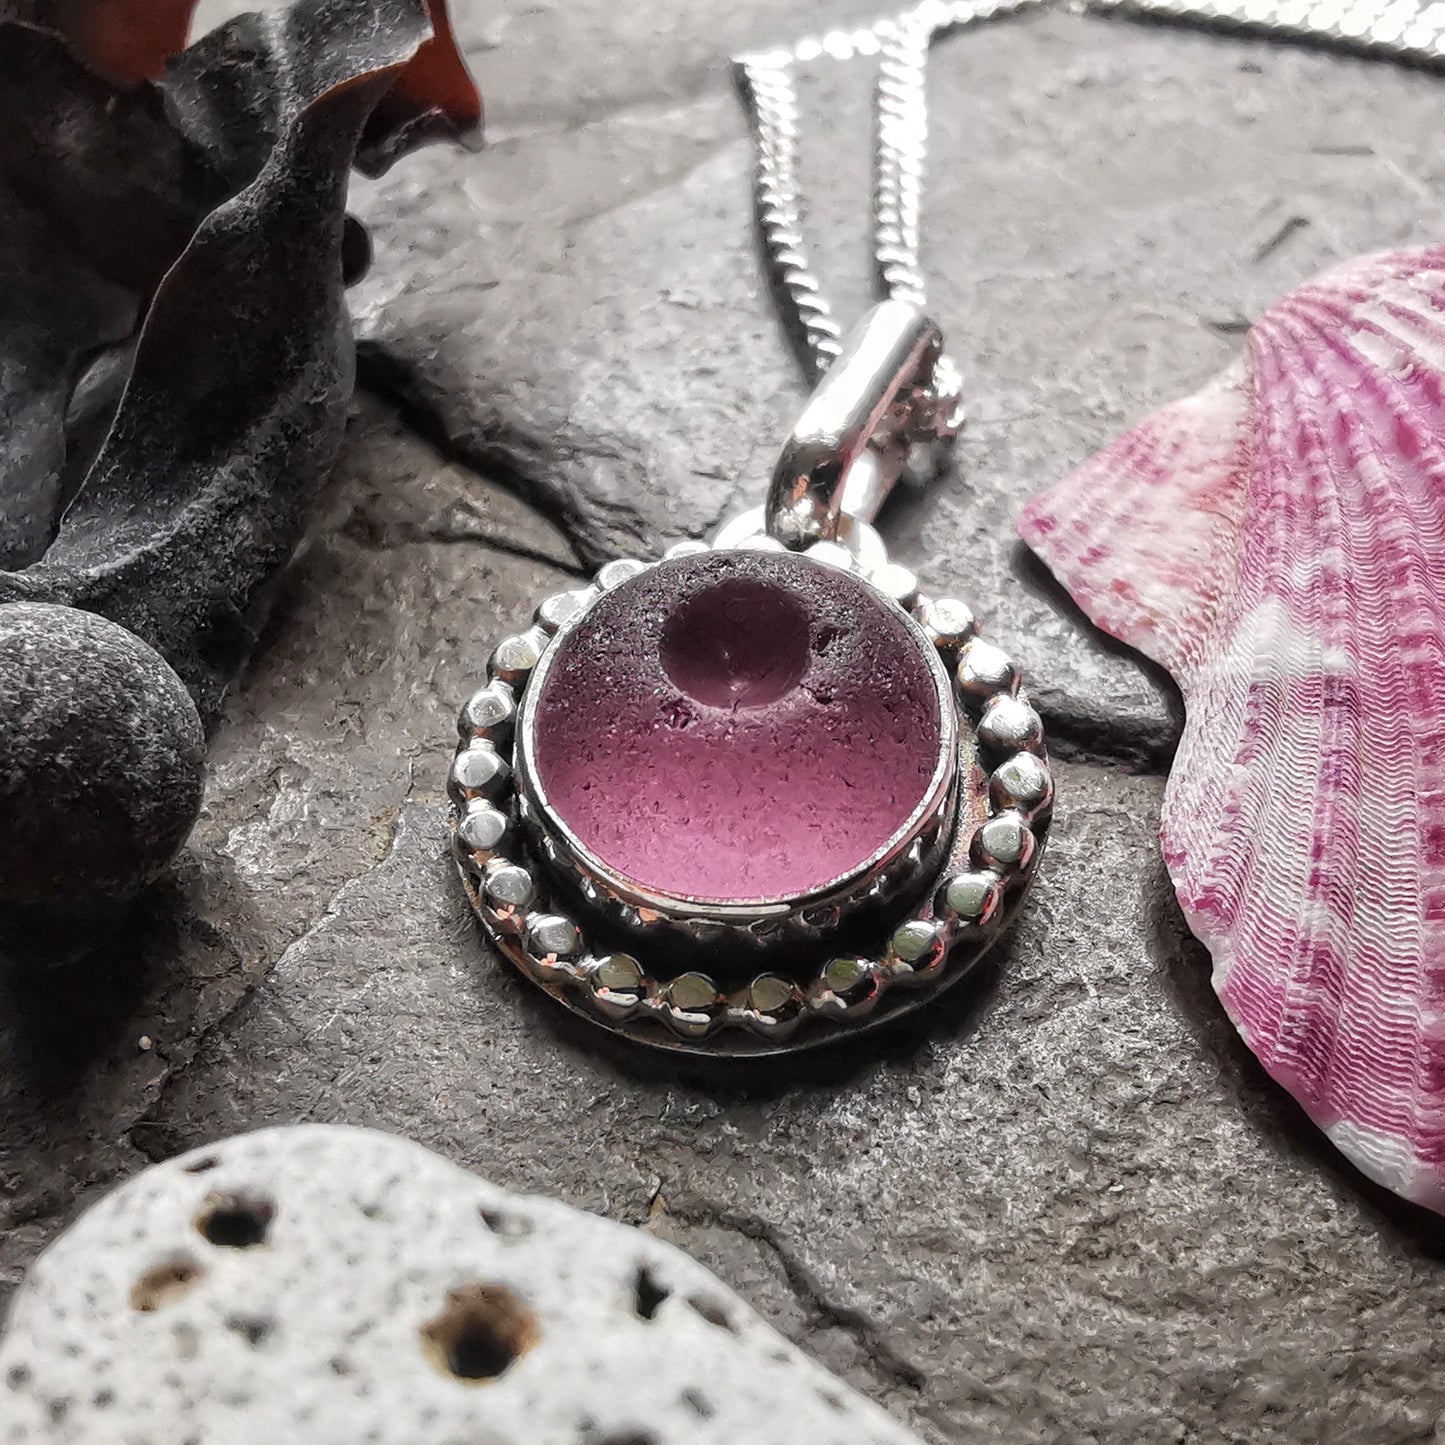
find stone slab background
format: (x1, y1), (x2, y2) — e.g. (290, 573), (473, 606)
(4, 3), (1445, 1442)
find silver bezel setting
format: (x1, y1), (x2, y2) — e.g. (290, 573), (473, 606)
(511, 552), (959, 950)
(450, 528), (1052, 1056)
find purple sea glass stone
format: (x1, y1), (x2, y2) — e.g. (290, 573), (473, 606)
(527, 550), (945, 903)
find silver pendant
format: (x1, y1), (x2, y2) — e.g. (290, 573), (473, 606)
(449, 303), (1051, 1055)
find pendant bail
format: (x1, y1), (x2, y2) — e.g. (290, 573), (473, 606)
(766, 300), (957, 549)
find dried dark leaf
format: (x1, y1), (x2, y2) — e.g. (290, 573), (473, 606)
(0, 18), (249, 563)
(0, 0), (447, 715)
(0, 23), (209, 298)
(0, 203), (135, 568)
(357, 0), (482, 175)
(19, 0), (199, 82)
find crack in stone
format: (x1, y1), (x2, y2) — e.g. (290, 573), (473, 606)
(660, 1198), (929, 1393)
(125, 983), (277, 1166)
(356, 344), (650, 570)
(492, 70), (730, 140)
(127, 791), (424, 1166)
(453, 532), (590, 577)
(1035, 706), (1178, 774)
(339, 503), (588, 579)
(559, 134), (742, 236)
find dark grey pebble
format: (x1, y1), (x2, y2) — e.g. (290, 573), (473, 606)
(0, 603), (205, 910)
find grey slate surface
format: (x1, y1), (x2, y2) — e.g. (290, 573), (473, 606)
(5, 4), (1445, 1442)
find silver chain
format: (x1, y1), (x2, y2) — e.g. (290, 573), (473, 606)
(736, 0), (1445, 436)
(736, 0), (1043, 428)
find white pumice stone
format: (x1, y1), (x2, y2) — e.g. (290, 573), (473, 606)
(0, 1125), (926, 1445)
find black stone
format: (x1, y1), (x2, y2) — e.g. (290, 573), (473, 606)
(0, 602), (204, 910)
(0, 0), (480, 960)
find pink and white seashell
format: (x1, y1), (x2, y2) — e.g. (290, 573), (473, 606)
(1018, 246), (1445, 1214)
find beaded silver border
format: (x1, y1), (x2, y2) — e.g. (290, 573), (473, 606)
(449, 532), (1052, 1055)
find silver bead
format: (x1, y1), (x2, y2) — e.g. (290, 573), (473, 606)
(804, 539), (855, 572)
(884, 918), (951, 984)
(488, 626), (549, 688)
(663, 972), (724, 1039)
(534, 588), (594, 634)
(978, 695), (1044, 755)
(737, 533), (788, 554)
(957, 638), (1020, 702)
(916, 596), (976, 654)
(662, 539), (710, 561)
(936, 869), (1004, 930)
(990, 753), (1053, 818)
(482, 860), (535, 932)
(799, 900), (842, 932)
(809, 956), (882, 1019)
(457, 680), (516, 742)
(838, 517), (888, 575)
(772, 496), (823, 549)
(970, 811), (1036, 872)
(524, 912), (580, 962)
(744, 974), (804, 1038)
(451, 830), (487, 880)
(448, 741), (510, 805)
(596, 558), (648, 590)
(711, 506), (769, 551)
(588, 954), (647, 1019)
(455, 802), (510, 863)
(868, 562), (920, 609)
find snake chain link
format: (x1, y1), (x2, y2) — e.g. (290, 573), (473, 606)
(735, 0), (1445, 426)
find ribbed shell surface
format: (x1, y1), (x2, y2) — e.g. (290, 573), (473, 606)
(1019, 247), (1445, 1212)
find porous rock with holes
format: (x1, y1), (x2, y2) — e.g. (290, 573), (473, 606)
(0, 1124), (926, 1444)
